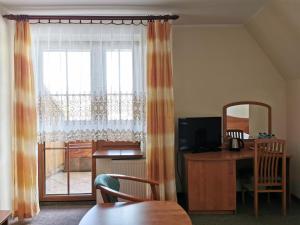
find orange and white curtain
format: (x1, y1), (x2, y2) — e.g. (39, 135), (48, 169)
(12, 20), (39, 219)
(146, 21), (177, 201)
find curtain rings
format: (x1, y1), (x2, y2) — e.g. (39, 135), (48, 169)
(29, 18), (152, 25)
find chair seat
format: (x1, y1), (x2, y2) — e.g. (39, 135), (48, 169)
(242, 176), (282, 191)
(242, 182), (266, 191)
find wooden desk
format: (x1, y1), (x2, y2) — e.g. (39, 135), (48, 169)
(79, 201), (192, 225)
(0, 211), (11, 225)
(185, 149), (291, 214)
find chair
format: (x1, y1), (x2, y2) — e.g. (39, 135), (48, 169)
(226, 129), (244, 139)
(94, 174), (159, 203)
(242, 139), (287, 217)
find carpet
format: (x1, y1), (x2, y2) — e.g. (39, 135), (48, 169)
(9, 205), (92, 225)
(190, 198), (300, 225)
(8, 199), (300, 225)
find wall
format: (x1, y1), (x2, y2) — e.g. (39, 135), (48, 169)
(0, 9), (13, 210)
(173, 26), (287, 139)
(245, 0), (300, 198)
(172, 25), (287, 192)
(287, 79), (300, 197)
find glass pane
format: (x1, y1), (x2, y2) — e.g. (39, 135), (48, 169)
(67, 51), (91, 94)
(120, 50), (133, 94)
(107, 94), (120, 120)
(43, 51), (67, 94)
(69, 142), (92, 194)
(121, 94), (133, 120)
(68, 95), (91, 121)
(47, 95), (68, 121)
(45, 144), (67, 195)
(106, 49), (133, 120)
(106, 50), (120, 94)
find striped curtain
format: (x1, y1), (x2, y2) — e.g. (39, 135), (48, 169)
(146, 21), (177, 201)
(13, 20), (39, 219)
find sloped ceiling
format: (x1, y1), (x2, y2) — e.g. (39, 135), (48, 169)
(246, 0), (300, 80)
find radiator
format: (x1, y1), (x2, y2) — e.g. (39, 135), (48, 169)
(96, 158), (146, 202)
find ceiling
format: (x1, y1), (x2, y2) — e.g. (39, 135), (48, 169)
(246, 0), (300, 80)
(0, 0), (269, 25)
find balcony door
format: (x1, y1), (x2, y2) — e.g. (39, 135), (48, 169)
(38, 141), (96, 201)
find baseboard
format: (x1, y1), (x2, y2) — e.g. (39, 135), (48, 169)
(40, 200), (96, 206)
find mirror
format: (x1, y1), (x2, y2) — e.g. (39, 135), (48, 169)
(223, 101), (271, 140)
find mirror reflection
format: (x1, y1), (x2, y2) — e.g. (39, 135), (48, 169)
(226, 104), (269, 139)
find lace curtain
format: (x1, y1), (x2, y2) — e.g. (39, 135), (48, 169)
(31, 24), (146, 143)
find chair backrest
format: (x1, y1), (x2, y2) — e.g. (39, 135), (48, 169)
(254, 139), (286, 186)
(94, 174), (120, 203)
(95, 174), (159, 203)
(226, 129), (244, 139)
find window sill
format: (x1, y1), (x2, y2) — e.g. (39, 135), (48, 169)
(92, 149), (143, 159)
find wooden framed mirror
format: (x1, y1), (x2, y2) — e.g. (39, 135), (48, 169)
(223, 101), (271, 141)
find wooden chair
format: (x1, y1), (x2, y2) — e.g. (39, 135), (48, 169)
(95, 174), (159, 203)
(226, 129), (244, 139)
(242, 139), (287, 217)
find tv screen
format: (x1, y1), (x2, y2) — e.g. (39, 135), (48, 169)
(178, 117), (222, 152)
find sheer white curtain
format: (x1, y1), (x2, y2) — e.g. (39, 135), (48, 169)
(31, 24), (146, 143)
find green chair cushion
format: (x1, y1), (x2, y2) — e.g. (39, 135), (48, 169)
(94, 174), (120, 203)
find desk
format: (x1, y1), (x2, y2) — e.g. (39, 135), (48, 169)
(0, 211), (11, 225)
(79, 201), (192, 225)
(184, 149), (290, 214)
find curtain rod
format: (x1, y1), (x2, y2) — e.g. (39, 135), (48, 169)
(2, 14), (179, 24)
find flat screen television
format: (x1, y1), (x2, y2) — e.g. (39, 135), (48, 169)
(178, 117), (222, 152)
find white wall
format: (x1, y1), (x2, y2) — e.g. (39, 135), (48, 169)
(172, 25), (287, 192)
(0, 9), (13, 210)
(173, 26), (287, 139)
(246, 0), (300, 199)
(287, 79), (300, 198)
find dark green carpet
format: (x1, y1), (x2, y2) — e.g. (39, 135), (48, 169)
(190, 198), (300, 225)
(9, 198), (300, 225)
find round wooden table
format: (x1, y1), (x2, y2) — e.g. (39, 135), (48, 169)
(79, 201), (192, 225)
